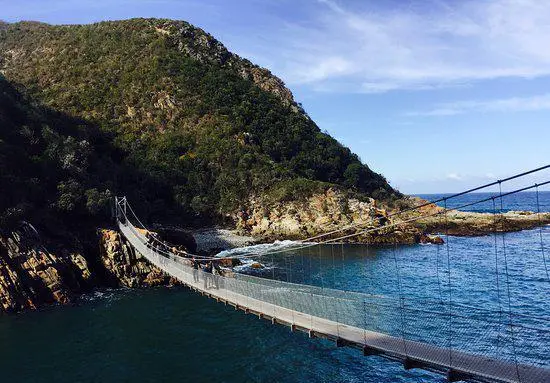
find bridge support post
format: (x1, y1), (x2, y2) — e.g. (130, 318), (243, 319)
(362, 346), (382, 356)
(308, 330), (316, 339)
(336, 338), (349, 347)
(403, 358), (424, 371)
(290, 324), (296, 332)
(446, 369), (471, 382)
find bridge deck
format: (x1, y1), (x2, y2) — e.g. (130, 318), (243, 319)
(118, 221), (550, 383)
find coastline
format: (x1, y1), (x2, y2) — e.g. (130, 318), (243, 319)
(1, 203), (549, 314)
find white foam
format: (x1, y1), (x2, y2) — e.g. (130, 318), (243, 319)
(215, 240), (303, 272)
(215, 240), (302, 259)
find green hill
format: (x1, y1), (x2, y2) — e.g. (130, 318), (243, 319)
(0, 18), (397, 230)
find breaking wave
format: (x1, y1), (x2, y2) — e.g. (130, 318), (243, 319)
(215, 240), (306, 272)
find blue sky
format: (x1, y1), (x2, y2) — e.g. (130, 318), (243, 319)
(2, 0), (550, 193)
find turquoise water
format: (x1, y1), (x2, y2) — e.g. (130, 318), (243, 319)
(0, 192), (548, 382)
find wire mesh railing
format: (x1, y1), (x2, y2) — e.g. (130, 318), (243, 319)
(114, 165), (550, 383)
(117, 207), (549, 383)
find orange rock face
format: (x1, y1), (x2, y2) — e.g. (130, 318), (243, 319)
(0, 223), (93, 312)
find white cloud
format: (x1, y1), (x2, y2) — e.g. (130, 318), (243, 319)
(446, 173), (462, 181)
(407, 93), (550, 116)
(267, 0), (550, 92)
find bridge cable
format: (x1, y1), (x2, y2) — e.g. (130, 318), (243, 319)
(121, 178), (550, 262)
(319, 181), (550, 247)
(535, 184), (549, 282)
(498, 183), (522, 383)
(444, 199), (453, 368)
(331, 243), (340, 338)
(362, 238), (369, 348)
(360, 242), (369, 346)
(492, 197), (504, 353)
(302, 165), (550, 244)
(436, 211), (444, 305)
(392, 228), (409, 358)
(271, 250), (277, 321)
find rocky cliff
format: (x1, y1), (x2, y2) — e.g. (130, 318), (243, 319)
(236, 190), (550, 244)
(0, 224), (183, 313)
(98, 228), (177, 287)
(0, 222), (92, 312)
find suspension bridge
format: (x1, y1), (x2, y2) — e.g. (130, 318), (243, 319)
(114, 166), (550, 383)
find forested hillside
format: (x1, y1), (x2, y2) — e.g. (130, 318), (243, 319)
(0, 19), (397, 230)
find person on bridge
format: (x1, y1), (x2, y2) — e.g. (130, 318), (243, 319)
(212, 260), (223, 289)
(203, 261), (213, 289)
(191, 257), (200, 283)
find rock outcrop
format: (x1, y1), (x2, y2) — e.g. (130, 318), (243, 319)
(0, 222), (93, 312)
(159, 19), (297, 108)
(0, 223), (187, 313)
(98, 229), (178, 288)
(236, 188), (416, 244)
(417, 209), (550, 236)
(236, 189), (550, 244)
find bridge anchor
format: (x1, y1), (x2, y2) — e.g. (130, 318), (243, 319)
(446, 369), (472, 382)
(336, 338), (351, 347)
(363, 345), (382, 356)
(403, 358), (424, 370)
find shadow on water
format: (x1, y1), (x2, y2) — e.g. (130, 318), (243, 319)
(0, 287), (442, 383)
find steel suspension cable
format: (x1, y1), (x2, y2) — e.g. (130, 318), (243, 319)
(444, 199), (453, 368)
(302, 164), (550, 243)
(319, 181), (550, 246)
(498, 183), (522, 382)
(535, 185), (549, 282)
(492, 197), (504, 353)
(116, 179), (550, 263)
(436, 212), (444, 305)
(391, 228), (408, 357)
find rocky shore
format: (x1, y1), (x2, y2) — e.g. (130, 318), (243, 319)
(0, 223), (255, 313)
(0, 222), (93, 312)
(235, 189), (550, 244)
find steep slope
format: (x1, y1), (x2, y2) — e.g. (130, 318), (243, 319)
(0, 19), (397, 224)
(0, 75), (115, 228)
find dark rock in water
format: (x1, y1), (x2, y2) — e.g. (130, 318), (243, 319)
(250, 262), (263, 269)
(218, 258), (242, 268)
(417, 233), (444, 245)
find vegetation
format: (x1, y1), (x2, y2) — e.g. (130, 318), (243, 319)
(0, 19), (397, 230)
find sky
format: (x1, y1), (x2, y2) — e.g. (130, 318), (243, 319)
(2, 0), (550, 193)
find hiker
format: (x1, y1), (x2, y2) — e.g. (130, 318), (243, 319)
(145, 231), (154, 249)
(212, 260), (223, 289)
(203, 261), (213, 289)
(191, 257), (200, 283)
